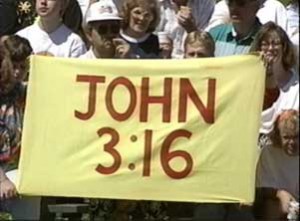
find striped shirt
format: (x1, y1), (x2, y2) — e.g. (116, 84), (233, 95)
(209, 19), (262, 57)
(156, 0), (215, 59)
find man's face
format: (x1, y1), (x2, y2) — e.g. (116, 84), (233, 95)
(226, 0), (259, 25)
(184, 43), (213, 58)
(89, 20), (121, 58)
(36, 0), (62, 19)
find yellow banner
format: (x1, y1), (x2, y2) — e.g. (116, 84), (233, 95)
(18, 55), (265, 203)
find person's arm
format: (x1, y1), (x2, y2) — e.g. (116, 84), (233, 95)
(0, 166), (17, 199)
(263, 73), (279, 110)
(0, 125), (17, 199)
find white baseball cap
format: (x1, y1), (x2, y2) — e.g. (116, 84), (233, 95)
(85, 0), (122, 23)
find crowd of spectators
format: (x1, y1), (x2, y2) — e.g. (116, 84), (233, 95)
(0, 0), (299, 220)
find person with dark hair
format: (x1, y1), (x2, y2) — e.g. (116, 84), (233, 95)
(2, 35), (32, 82)
(120, 0), (160, 58)
(0, 41), (40, 220)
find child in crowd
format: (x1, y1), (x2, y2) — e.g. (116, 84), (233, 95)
(17, 0), (86, 57)
(184, 31), (215, 58)
(255, 110), (299, 220)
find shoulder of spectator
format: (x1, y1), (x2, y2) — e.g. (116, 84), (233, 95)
(208, 23), (231, 41)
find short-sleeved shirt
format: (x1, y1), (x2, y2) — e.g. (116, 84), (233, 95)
(209, 19), (261, 57)
(17, 23), (87, 58)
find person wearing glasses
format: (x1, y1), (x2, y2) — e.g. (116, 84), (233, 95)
(80, 0), (131, 59)
(250, 22), (299, 220)
(209, 0), (262, 57)
(119, 0), (160, 58)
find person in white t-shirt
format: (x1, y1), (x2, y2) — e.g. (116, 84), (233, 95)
(17, 0), (86, 57)
(206, 0), (288, 32)
(156, 0), (215, 59)
(80, 0), (131, 59)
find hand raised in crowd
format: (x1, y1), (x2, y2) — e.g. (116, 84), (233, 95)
(177, 6), (197, 33)
(276, 189), (296, 214)
(113, 38), (131, 59)
(0, 178), (17, 199)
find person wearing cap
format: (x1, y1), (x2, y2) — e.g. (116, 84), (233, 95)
(17, 0), (86, 57)
(80, 0), (131, 59)
(209, 0), (262, 57)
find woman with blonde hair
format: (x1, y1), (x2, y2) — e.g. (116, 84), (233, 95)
(120, 0), (160, 58)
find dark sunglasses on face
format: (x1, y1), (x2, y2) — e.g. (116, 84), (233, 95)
(226, 0), (257, 7)
(93, 24), (121, 35)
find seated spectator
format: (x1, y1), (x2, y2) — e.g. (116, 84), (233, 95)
(255, 110), (299, 220)
(80, 0), (131, 59)
(0, 41), (40, 220)
(251, 22), (298, 130)
(158, 31), (173, 59)
(120, 0), (160, 58)
(206, 0), (287, 31)
(2, 35), (32, 82)
(17, 0), (86, 57)
(157, 0), (215, 59)
(184, 31), (215, 58)
(209, 0), (262, 57)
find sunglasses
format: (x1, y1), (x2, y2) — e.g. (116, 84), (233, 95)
(92, 23), (121, 35)
(226, 0), (257, 7)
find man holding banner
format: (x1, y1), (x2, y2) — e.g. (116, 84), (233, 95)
(80, 0), (131, 59)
